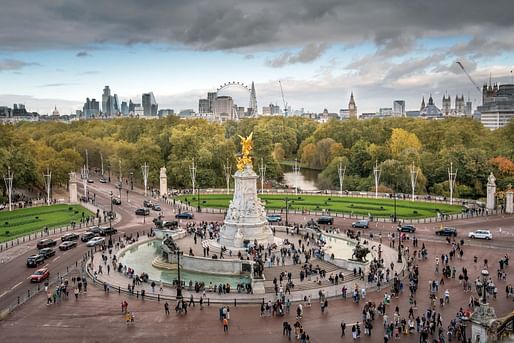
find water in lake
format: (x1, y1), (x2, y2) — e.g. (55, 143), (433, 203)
(282, 164), (320, 191)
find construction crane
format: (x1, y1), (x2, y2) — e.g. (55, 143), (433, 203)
(456, 61), (481, 94)
(278, 80), (288, 116)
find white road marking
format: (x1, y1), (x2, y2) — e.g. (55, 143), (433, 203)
(52, 256), (61, 262)
(0, 291), (8, 299)
(11, 281), (22, 290)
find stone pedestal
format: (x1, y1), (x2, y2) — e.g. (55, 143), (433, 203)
(486, 173), (496, 211)
(218, 164), (275, 249)
(506, 190), (513, 214)
(160, 167), (167, 197)
(252, 277), (266, 295)
(471, 303), (496, 343)
(69, 172), (78, 204)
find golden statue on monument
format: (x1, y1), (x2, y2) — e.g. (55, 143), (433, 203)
(237, 132), (253, 171)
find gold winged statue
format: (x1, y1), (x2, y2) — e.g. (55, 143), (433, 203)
(237, 132), (253, 171)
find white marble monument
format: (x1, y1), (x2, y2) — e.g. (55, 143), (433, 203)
(218, 164), (275, 249)
(486, 173), (496, 211)
(69, 172), (78, 204)
(160, 167), (167, 197)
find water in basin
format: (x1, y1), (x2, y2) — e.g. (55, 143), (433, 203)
(321, 235), (356, 260)
(119, 240), (250, 287)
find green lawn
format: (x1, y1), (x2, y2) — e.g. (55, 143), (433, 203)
(178, 194), (463, 219)
(0, 204), (93, 243)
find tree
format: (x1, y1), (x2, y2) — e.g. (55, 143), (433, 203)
(389, 128), (422, 158)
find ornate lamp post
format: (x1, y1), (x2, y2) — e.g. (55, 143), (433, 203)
(109, 191), (113, 247)
(176, 249), (184, 299)
(480, 269), (489, 304)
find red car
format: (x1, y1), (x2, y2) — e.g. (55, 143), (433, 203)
(30, 268), (49, 283)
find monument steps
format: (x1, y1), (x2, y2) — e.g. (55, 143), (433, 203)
(263, 258), (343, 281)
(263, 274), (361, 293)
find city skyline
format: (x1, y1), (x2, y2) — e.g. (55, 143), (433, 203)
(1, 0), (514, 114)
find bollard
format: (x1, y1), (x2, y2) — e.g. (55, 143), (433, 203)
(18, 296), (20, 304)
(208, 298), (210, 306)
(119, 286), (121, 294)
(136, 291), (139, 298)
(28, 289), (30, 298)
(76, 261), (78, 267)
(158, 294), (160, 302)
(234, 298), (236, 307)
(67, 266), (69, 272)
(23, 237), (25, 242)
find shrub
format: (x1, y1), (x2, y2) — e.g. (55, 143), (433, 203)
(5, 230), (10, 236)
(413, 210), (418, 214)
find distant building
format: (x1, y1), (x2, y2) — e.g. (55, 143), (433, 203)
(158, 109), (174, 116)
(379, 107), (393, 116)
(478, 82), (514, 129)
(262, 103), (281, 115)
(142, 92), (158, 116)
(198, 98), (210, 114)
(339, 108), (350, 119)
(419, 95), (442, 118)
(121, 101), (129, 115)
(83, 98), (100, 118)
(393, 100), (405, 117)
(214, 96), (235, 120)
(465, 98), (473, 116)
(455, 95), (465, 116)
(102, 86), (115, 116)
(348, 92), (357, 118)
(442, 95), (451, 116)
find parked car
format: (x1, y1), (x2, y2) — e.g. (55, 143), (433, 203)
(152, 204), (161, 211)
(26, 254), (45, 267)
(435, 227), (457, 237)
(99, 177), (108, 183)
(87, 179), (94, 183)
(266, 214), (282, 223)
(115, 182), (122, 189)
(143, 200), (153, 208)
(398, 225), (416, 233)
(38, 248), (56, 259)
(99, 227), (117, 236)
(88, 226), (103, 235)
(61, 233), (79, 242)
(81, 231), (97, 242)
(0, 204), (5, 210)
(135, 208), (150, 216)
(30, 268), (50, 283)
(175, 212), (194, 219)
(112, 197), (122, 205)
(352, 220), (369, 229)
(59, 241), (77, 250)
(36, 239), (57, 249)
(468, 230), (492, 240)
(86, 237), (105, 247)
(317, 216), (334, 225)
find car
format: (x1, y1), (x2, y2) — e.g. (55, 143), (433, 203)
(99, 177), (108, 183)
(86, 237), (105, 247)
(135, 208), (150, 216)
(115, 182), (122, 189)
(266, 214), (282, 223)
(316, 216), (334, 225)
(59, 240), (77, 250)
(0, 204), (5, 210)
(36, 239), (57, 249)
(26, 254), (45, 267)
(88, 226), (103, 235)
(143, 200), (153, 208)
(175, 212), (194, 219)
(352, 220), (369, 229)
(87, 179), (94, 183)
(61, 233), (79, 242)
(468, 230), (492, 240)
(106, 210), (116, 219)
(152, 204), (161, 211)
(30, 268), (49, 283)
(81, 231), (97, 242)
(398, 225), (416, 233)
(38, 248), (56, 259)
(99, 227), (118, 236)
(112, 197), (122, 205)
(435, 227), (457, 237)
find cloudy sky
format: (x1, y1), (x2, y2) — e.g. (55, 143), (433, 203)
(1, 0), (514, 115)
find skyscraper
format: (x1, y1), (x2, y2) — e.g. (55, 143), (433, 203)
(249, 81), (257, 115)
(348, 92), (357, 118)
(393, 100), (405, 117)
(198, 99), (210, 114)
(83, 98), (100, 118)
(214, 96), (234, 120)
(121, 101), (128, 115)
(102, 86), (112, 116)
(207, 92), (217, 113)
(142, 92), (158, 116)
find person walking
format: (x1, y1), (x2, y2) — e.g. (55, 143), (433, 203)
(164, 302), (170, 315)
(223, 317), (229, 333)
(341, 321), (346, 336)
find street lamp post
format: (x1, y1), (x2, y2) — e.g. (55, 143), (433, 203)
(480, 269), (489, 304)
(109, 191), (113, 247)
(395, 192), (402, 263)
(284, 197), (290, 227)
(108, 166), (111, 183)
(126, 189), (129, 202)
(130, 172), (134, 191)
(176, 250), (184, 299)
(197, 186), (201, 212)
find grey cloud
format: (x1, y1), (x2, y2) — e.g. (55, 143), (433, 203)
(76, 51), (89, 57)
(0, 0), (513, 52)
(0, 59), (38, 71)
(267, 43), (328, 68)
(39, 82), (78, 87)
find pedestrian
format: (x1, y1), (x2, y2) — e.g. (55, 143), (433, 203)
(74, 287), (79, 300)
(223, 317), (229, 333)
(164, 302), (170, 315)
(341, 321), (346, 336)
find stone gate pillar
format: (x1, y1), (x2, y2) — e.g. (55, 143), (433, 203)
(486, 173), (496, 211)
(69, 172), (78, 204)
(160, 167), (167, 198)
(506, 188), (513, 214)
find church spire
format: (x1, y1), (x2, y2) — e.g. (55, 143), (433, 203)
(348, 91), (357, 118)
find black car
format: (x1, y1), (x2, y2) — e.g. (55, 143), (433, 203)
(81, 231), (97, 242)
(88, 226), (103, 235)
(398, 225), (416, 233)
(112, 198), (122, 205)
(435, 227), (457, 237)
(36, 239), (57, 249)
(152, 204), (161, 211)
(27, 254), (45, 267)
(175, 212), (194, 219)
(99, 177), (108, 183)
(61, 233), (79, 242)
(317, 216), (334, 225)
(135, 208), (150, 216)
(59, 241), (77, 250)
(38, 248), (56, 259)
(143, 200), (153, 208)
(99, 227), (118, 236)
